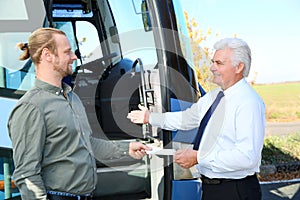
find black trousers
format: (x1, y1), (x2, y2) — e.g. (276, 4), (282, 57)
(201, 174), (262, 200)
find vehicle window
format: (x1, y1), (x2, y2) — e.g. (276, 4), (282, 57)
(108, 0), (157, 70)
(76, 21), (103, 64)
(173, 1), (194, 68)
(0, 21), (102, 92)
(97, 0), (122, 65)
(0, 32), (35, 91)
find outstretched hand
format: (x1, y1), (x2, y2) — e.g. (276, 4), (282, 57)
(129, 142), (152, 159)
(127, 104), (150, 124)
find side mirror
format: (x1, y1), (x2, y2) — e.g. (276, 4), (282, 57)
(141, 0), (152, 32)
(131, 0), (152, 32)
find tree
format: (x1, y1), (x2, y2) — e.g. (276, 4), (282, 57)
(184, 11), (217, 92)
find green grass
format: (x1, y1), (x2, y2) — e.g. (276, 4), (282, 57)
(253, 82), (300, 122)
(253, 82), (300, 166)
(262, 132), (300, 165)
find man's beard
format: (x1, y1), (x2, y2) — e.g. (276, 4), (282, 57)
(53, 57), (73, 77)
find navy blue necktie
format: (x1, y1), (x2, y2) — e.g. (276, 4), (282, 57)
(193, 91), (224, 150)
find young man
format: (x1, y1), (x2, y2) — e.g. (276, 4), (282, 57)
(128, 38), (266, 200)
(8, 27), (150, 200)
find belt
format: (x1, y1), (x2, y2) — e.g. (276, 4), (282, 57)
(200, 174), (256, 185)
(47, 191), (92, 200)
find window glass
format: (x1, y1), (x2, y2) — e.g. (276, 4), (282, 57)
(0, 20), (104, 91)
(173, 1), (194, 68)
(108, 0), (157, 70)
(0, 32), (35, 90)
(76, 21), (103, 64)
(98, 0), (121, 65)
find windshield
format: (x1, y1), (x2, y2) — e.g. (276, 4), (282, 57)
(108, 0), (195, 72)
(173, 1), (195, 71)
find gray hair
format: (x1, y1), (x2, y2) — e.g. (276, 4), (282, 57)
(213, 38), (251, 77)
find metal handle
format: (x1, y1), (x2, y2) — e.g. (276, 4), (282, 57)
(132, 58), (148, 108)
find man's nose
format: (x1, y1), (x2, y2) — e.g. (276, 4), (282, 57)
(72, 51), (78, 60)
(210, 63), (216, 71)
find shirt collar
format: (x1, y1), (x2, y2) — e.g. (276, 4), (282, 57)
(223, 78), (247, 98)
(34, 78), (72, 96)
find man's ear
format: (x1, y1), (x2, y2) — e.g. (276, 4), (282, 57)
(41, 48), (53, 62)
(236, 62), (245, 74)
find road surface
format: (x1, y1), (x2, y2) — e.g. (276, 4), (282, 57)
(265, 121), (300, 136)
(261, 179), (300, 200)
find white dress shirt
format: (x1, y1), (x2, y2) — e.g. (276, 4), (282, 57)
(150, 78), (266, 179)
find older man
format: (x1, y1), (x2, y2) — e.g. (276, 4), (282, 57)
(128, 38), (265, 200)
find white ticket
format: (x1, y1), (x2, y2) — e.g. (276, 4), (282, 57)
(146, 144), (176, 155)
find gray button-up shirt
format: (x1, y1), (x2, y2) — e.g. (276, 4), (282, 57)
(8, 79), (128, 200)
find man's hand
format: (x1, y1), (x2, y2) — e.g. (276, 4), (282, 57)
(174, 149), (198, 169)
(127, 104), (150, 124)
(128, 142), (152, 159)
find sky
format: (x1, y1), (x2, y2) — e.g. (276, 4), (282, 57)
(180, 0), (300, 84)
